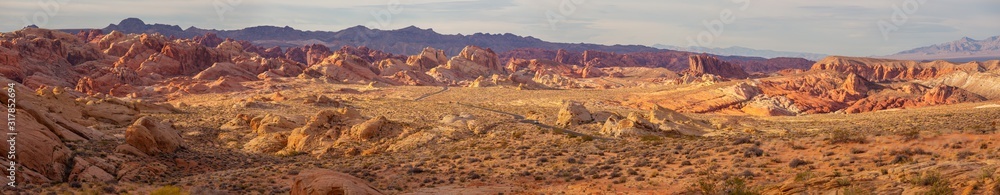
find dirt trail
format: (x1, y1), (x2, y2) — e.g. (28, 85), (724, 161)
(414, 86), (449, 101)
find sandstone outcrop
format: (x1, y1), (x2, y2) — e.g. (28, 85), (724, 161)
(291, 169), (384, 195)
(0, 77), (136, 185)
(844, 84), (985, 113)
(556, 101), (593, 127)
(601, 104), (711, 137)
(124, 116), (183, 155)
(811, 56), (984, 82)
(406, 47), (448, 70)
(688, 55), (749, 79)
(283, 108), (364, 155)
(300, 53), (380, 84)
(741, 95), (801, 116)
(348, 116), (401, 141)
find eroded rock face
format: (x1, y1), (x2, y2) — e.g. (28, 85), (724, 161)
(601, 113), (655, 138)
(283, 108), (363, 155)
(291, 169), (384, 195)
(843, 84), (985, 113)
(458, 45), (503, 74)
(406, 47), (448, 71)
(282, 44), (334, 65)
(300, 53), (380, 84)
(556, 101), (593, 127)
(0, 77), (130, 184)
(124, 116), (183, 155)
(688, 55), (749, 79)
(810, 56), (984, 82)
(601, 104), (711, 137)
(741, 95), (801, 116)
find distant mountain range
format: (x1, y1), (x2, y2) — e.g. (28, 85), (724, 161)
(60, 18), (664, 56)
(652, 45), (828, 61)
(883, 36), (1000, 62)
(47, 18), (822, 73)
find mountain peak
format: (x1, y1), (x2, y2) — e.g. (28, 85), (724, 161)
(346, 25), (370, 30)
(118, 18), (146, 28)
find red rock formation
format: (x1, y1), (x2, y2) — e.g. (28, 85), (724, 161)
(300, 53), (379, 83)
(458, 45), (503, 74)
(844, 84), (984, 113)
(388, 70), (440, 86)
(810, 56), (984, 82)
(284, 44), (333, 65)
(688, 55), (749, 79)
(304, 44), (333, 65)
(831, 73), (870, 102)
(76, 29), (104, 43)
(922, 85), (985, 105)
(244, 46), (283, 59)
(193, 33), (224, 47)
(0, 79), (138, 184)
(284, 47), (306, 64)
(756, 72), (849, 114)
(336, 45), (405, 64)
(406, 47), (448, 71)
(727, 57), (815, 73)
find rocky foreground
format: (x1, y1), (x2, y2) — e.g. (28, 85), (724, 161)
(1, 28), (999, 194)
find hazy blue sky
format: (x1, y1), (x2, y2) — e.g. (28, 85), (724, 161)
(3, 0), (998, 56)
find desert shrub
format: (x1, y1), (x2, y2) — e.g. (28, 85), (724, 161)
(151, 185), (187, 195)
(909, 171), (944, 186)
(899, 128), (921, 141)
(640, 135), (663, 142)
(834, 178), (851, 187)
(890, 154), (911, 164)
(955, 151), (975, 160)
(789, 143), (807, 150)
(732, 137), (752, 145)
(722, 177), (760, 195)
(924, 182), (953, 195)
(789, 158), (809, 168)
(695, 178), (718, 195)
(979, 166), (996, 180)
(794, 171), (813, 182)
(829, 129), (867, 144)
(890, 147), (932, 156)
(743, 147), (764, 158)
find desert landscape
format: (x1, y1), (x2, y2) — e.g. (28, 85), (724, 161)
(0, 22), (998, 194)
(2, 0), (1000, 193)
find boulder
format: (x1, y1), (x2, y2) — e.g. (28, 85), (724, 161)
(600, 113), (654, 138)
(124, 116), (183, 155)
(556, 101), (593, 127)
(244, 133), (289, 154)
(348, 116), (401, 141)
(291, 169), (383, 195)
